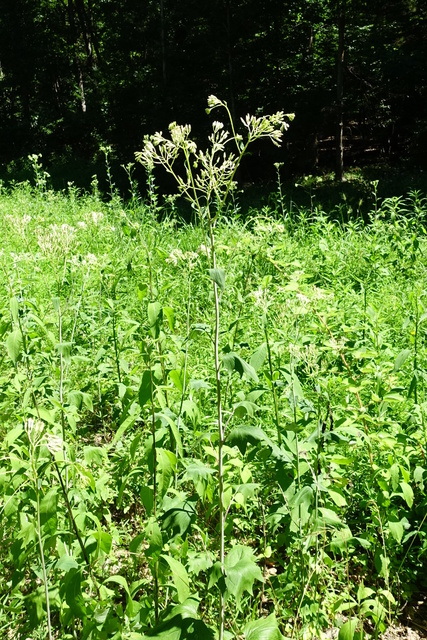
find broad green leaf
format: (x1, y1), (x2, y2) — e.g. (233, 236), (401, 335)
(56, 556), (79, 572)
(187, 550), (214, 575)
(244, 613), (284, 639)
(208, 268), (226, 291)
(338, 618), (359, 640)
(157, 448), (176, 499)
(139, 369), (153, 408)
(289, 485), (314, 509)
(92, 530), (112, 555)
(63, 569), (86, 617)
(156, 412), (183, 458)
(169, 369), (184, 392)
(250, 343), (268, 371)
(104, 574), (132, 601)
(6, 425), (24, 445)
(222, 351), (259, 383)
(389, 463), (400, 491)
(357, 584), (375, 601)
(57, 341), (72, 365)
(141, 598), (215, 639)
(163, 305), (175, 330)
(327, 488), (347, 508)
(40, 487), (58, 535)
(10, 296), (19, 322)
(234, 483), (260, 507)
(6, 329), (23, 364)
(162, 555), (190, 603)
(84, 446), (107, 466)
(318, 507), (343, 527)
(161, 495), (197, 536)
(233, 400), (259, 419)
(393, 349), (411, 371)
(400, 481), (414, 508)
(112, 413), (137, 444)
(148, 301), (163, 338)
(224, 544), (263, 610)
(140, 485), (154, 515)
(189, 379), (211, 391)
(145, 517), (163, 561)
(27, 406), (55, 425)
(227, 425), (272, 455)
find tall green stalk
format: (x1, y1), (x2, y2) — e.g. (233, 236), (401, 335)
(136, 95), (292, 638)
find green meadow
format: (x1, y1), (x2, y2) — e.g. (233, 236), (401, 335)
(1, 158), (427, 639)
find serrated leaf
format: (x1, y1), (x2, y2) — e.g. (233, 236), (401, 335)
(187, 550), (214, 575)
(162, 555), (190, 603)
(208, 268), (226, 291)
(6, 329), (23, 364)
(224, 545), (263, 610)
(244, 613), (284, 639)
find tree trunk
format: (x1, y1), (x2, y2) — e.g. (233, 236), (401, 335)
(225, 0), (236, 123)
(160, 0), (167, 87)
(335, 0), (345, 182)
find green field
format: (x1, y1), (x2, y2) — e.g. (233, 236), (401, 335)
(1, 171), (427, 639)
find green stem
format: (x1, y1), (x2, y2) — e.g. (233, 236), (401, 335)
(33, 458), (53, 640)
(264, 315), (281, 445)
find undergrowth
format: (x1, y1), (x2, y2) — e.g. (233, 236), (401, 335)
(1, 110), (427, 640)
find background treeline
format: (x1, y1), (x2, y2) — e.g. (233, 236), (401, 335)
(0, 0), (426, 188)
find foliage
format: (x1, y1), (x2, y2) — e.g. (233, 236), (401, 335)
(1, 126), (427, 639)
(0, 0), (426, 181)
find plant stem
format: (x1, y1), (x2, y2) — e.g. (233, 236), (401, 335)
(264, 315), (281, 445)
(32, 452), (53, 640)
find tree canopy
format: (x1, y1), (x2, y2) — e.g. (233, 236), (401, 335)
(0, 0), (426, 182)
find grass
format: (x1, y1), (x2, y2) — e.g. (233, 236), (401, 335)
(0, 176), (427, 640)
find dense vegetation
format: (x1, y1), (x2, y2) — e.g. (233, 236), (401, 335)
(1, 0), (427, 186)
(1, 123), (427, 638)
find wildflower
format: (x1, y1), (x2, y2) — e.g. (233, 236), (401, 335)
(83, 253), (97, 266)
(166, 248), (184, 266)
(44, 432), (63, 455)
(90, 211), (104, 226)
(25, 418), (44, 446)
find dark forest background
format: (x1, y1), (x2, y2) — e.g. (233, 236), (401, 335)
(0, 0), (426, 191)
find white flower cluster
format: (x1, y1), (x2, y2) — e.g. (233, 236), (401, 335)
(36, 223), (78, 257)
(166, 248), (199, 269)
(5, 214), (32, 238)
(251, 287), (271, 310)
